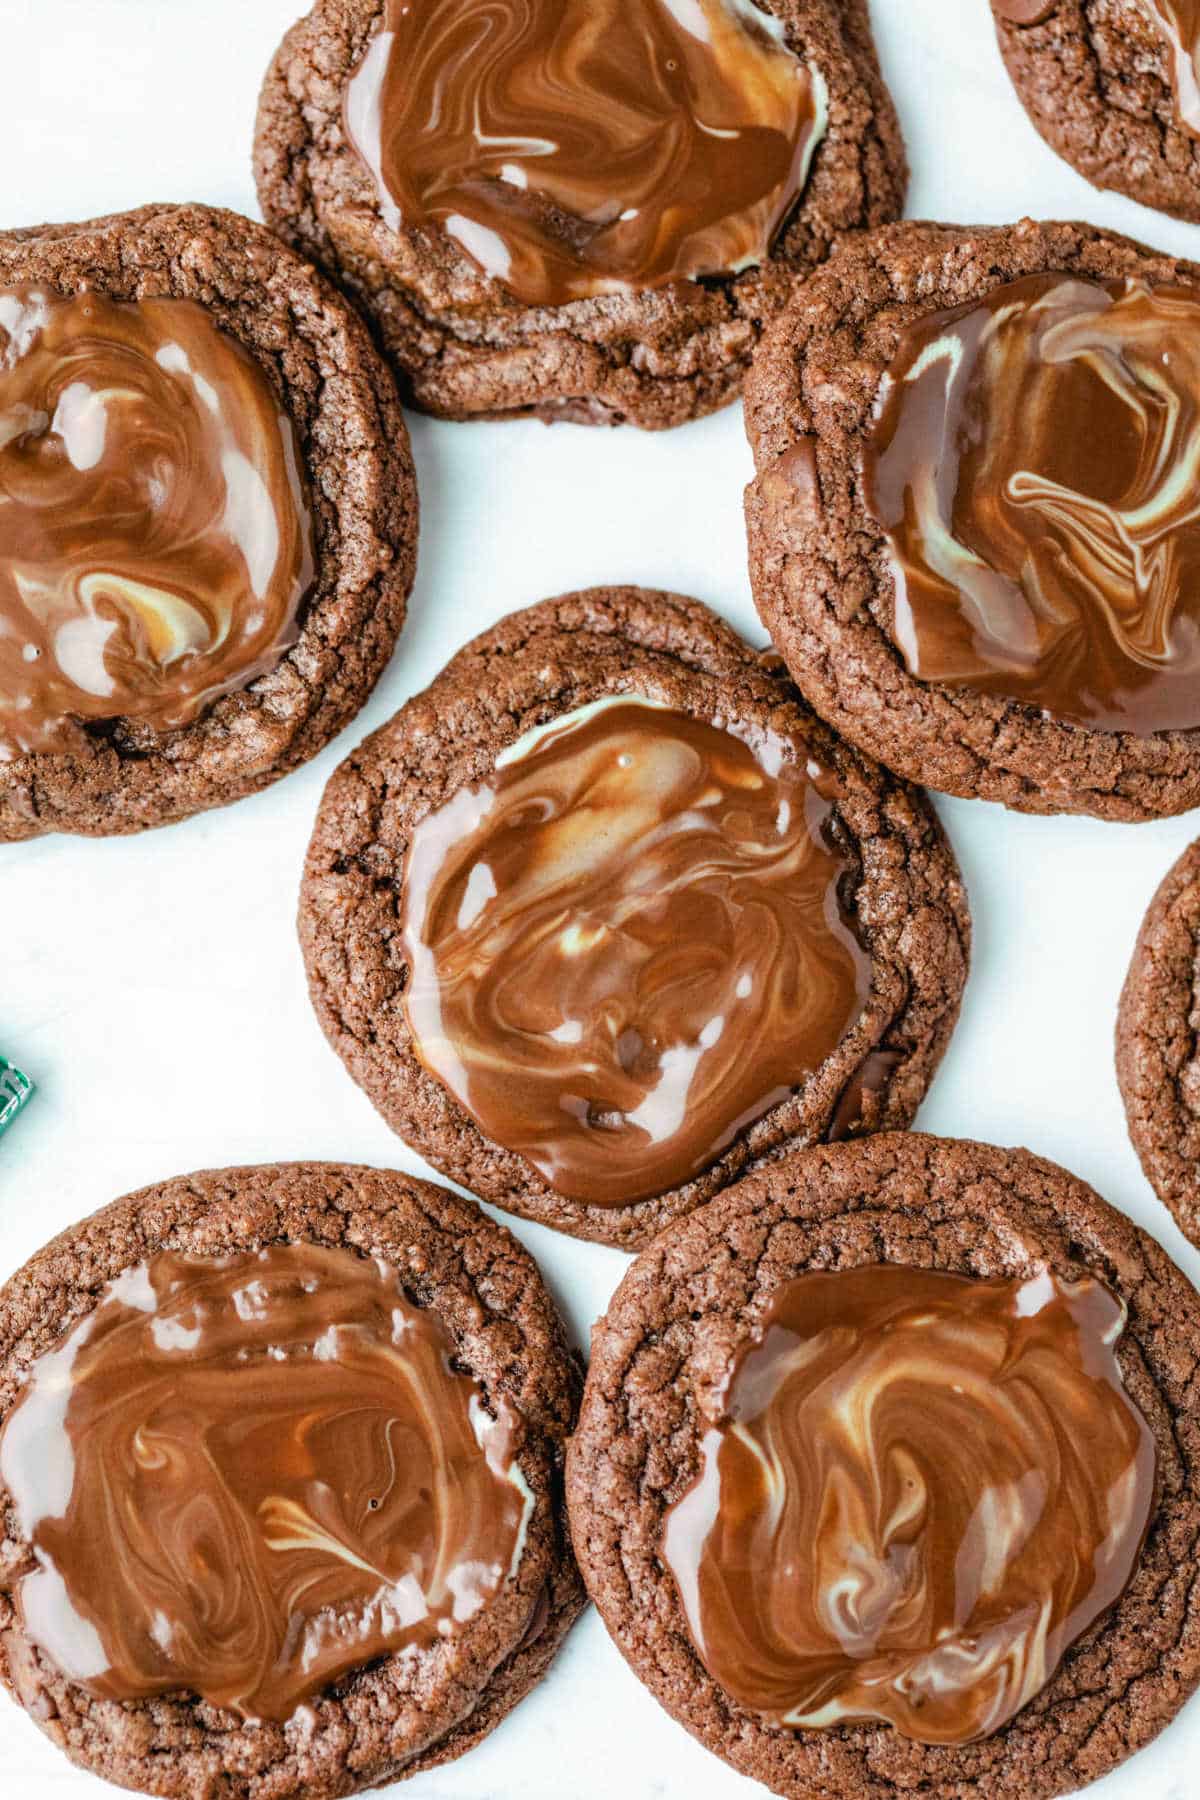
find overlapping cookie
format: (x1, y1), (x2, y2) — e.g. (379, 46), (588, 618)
(300, 587), (969, 1247)
(1118, 836), (1200, 1244)
(0, 205), (417, 840)
(745, 217), (1200, 818)
(0, 1163), (583, 1798)
(255, 0), (906, 427)
(569, 1133), (1200, 1799)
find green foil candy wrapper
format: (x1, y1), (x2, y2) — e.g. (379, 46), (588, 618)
(0, 1056), (33, 1138)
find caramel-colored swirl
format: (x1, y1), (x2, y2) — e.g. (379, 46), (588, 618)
(0, 1246), (532, 1722)
(400, 697), (871, 1208)
(662, 1265), (1156, 1745)
(863, 273), (1200, 734)
(344, 0), (827, 308)
(0, 287), (314, 758)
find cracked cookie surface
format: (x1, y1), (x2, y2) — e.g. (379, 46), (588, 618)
(991, 1), (1200, 222)
(567, 1131), (1200, 1799)
(744, 217), (1200, 820)
(0, 205), (417, 841)
(253, 0), (906, 428)
(298, 587), (970, 1248)
(0, 1162), (584, 1799)
(1119, 838), (1200, 1246)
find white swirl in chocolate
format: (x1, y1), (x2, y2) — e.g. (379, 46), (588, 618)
(662, 1264), (1157, 1745)
(0, 287), (314, 758)
(399, 697), (872, 1209)
(344, 0), (827, 308)
(864, 273), (1200, 734)
(0, 1245), (532, 1722)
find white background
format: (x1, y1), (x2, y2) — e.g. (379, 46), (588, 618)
(5, 1), (1200, 1796)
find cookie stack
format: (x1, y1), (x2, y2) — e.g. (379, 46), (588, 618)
(6, 5), (1200, 1800)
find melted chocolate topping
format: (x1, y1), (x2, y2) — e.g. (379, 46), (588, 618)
(0, 287), (314, 758)
(662, 1264), (1156, 1744)
(863, 273), (1200, 734)
(400, 697), (872, 1208)
(344, 0), (827, 307)
(0, 1245), (531, 1722)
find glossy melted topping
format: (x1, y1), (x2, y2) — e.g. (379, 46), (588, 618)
(0, 287), (314, 758)
(344, 0), (827, 308)
(0, 1245), (532, 1722)
(863, 273), (1200, 734)
(400, 697), (872, 1208)
(662, 1265), (1156, 1745)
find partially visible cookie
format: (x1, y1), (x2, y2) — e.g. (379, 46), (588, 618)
(567, 1132), (1200, 1799)
(1118, 837), (1200, 1243)
(0, 1162), (584, 1799)
(299, 587), (969, 1249)
(254, 0), (906, 428)
(992, 1), (1200, 222)
(0, 204), (417, 841)
(744, 216), (1200, 820)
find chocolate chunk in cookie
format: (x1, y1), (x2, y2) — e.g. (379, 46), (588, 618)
(568, 1132), (1200, 1798)
(1, 205), (417, 840)
(254, 0), (906, 428)
(745, 217), (1200, 820)
(991, 1), (1200, 223)
(299, 588), (970, 1248)
(0, 1162), (583, 1798)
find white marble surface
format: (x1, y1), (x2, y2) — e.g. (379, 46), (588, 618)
(4, 1), (1200, 1795)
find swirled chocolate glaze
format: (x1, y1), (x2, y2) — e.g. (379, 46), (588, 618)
(400, 696), (872, 1208)
(662, 1264), (1157, 1745)
(0, 286), (314, 759)
(0, 1245), (532, 1722)
(863, 273), (1200, 734)
(343, 0), (827, 308)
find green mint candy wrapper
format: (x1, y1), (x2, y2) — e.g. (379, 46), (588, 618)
(0, 1057), (33, 1138)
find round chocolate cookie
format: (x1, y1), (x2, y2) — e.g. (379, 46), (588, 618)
(0, 204), (417, 841)
(991, 1), (1200, 223)
(0, 1162), (583, 1799)
(567, 1132), (1200, 1799)
(1118, 837), (1200, 1243)
(299, 587), (970, 1249)
(744, 217), (1200, 820)
(253, 0), (906, 428)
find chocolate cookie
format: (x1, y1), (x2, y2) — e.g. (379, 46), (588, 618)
(253, 0), (906, 428)
(745, 217), (1200, 820)
(1117, 837), (1200, 1243)
(0, 1162), (584, 1799)
(0, 204), (417, 841)
(299, 588), (970, 1249)
(991, 2), (1200, 223)
(567, 1132), (1200, 1799)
